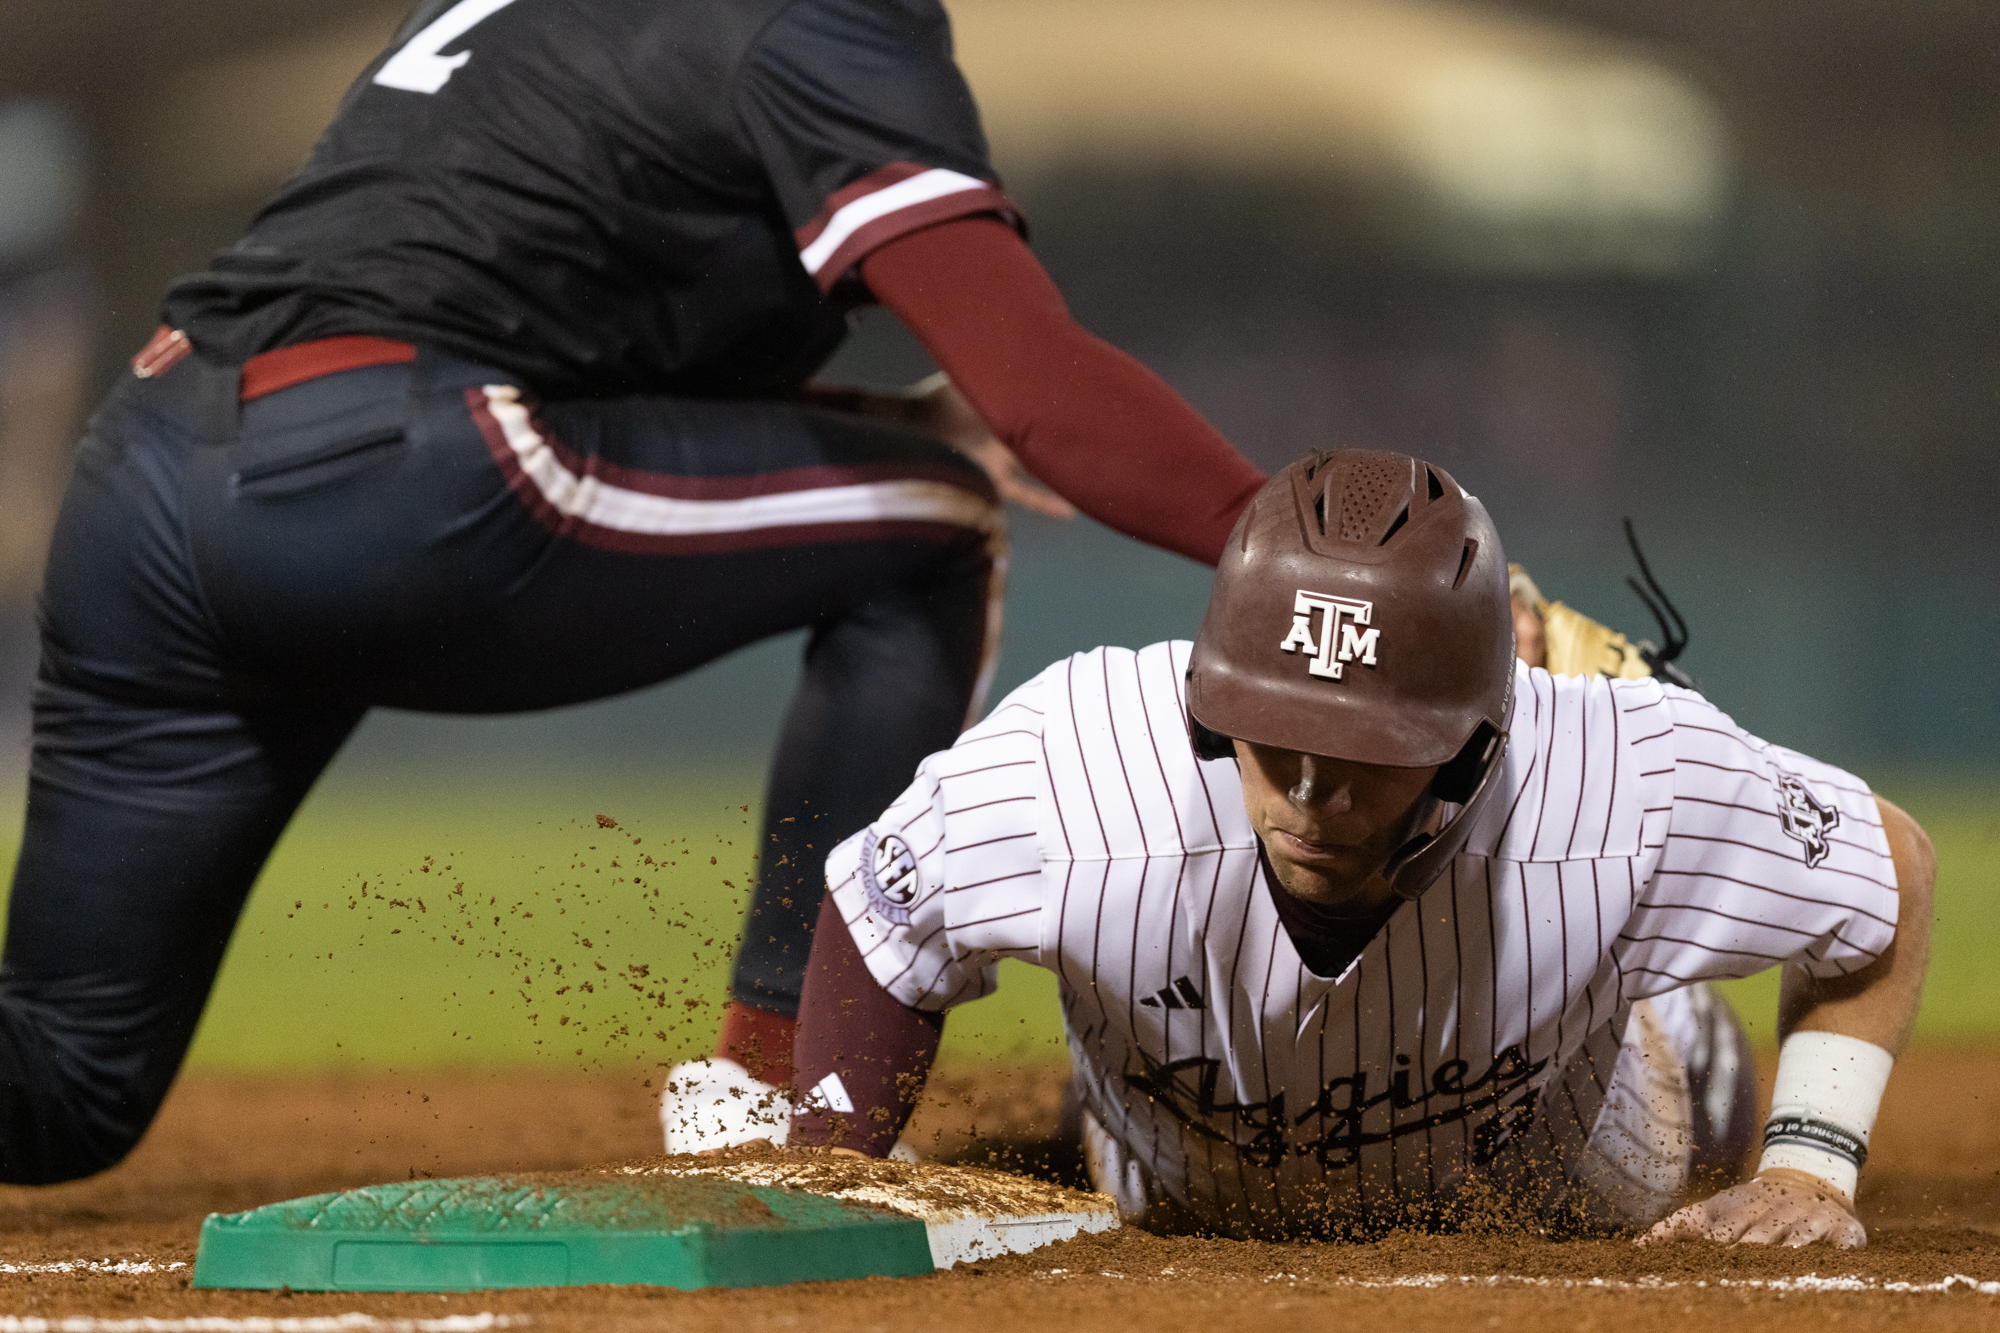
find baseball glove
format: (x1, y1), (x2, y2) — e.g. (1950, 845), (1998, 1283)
(1509, 522), (1695, 689)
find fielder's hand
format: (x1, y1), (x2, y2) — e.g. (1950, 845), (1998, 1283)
(801, 374), (1076, 520)
(908, 373), (1076, 520)
(1638, 1167), (1866, 1249)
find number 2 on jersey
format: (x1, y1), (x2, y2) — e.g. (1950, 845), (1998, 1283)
(374, 0), (521, 94)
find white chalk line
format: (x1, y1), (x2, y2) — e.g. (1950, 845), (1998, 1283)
(0, 1316), (530, 1332)
(1044, 1268), (2000, 1295)
(0, 1264), (186, 1277)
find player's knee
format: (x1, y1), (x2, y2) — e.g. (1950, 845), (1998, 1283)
(0, 993), (182, 1185)
(0, 1071), (160, 1186)
(0, 1124), (147, 1186)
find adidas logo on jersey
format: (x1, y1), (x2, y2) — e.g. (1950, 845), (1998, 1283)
(1138, 975), (1207, 1010)
(1278, 591), (1378, 680)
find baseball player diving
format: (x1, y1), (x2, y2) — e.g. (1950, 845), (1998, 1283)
(0, 0), (1267, 1183)
(764, 450), (1934, 1246)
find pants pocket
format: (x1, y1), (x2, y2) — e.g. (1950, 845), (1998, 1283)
(229, 425), (405, 501)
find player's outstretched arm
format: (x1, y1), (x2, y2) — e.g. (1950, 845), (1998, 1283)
(787, 891), (945, 1157)
(861, 215), (1268, 567)
(1640, 796), (1936, 1248)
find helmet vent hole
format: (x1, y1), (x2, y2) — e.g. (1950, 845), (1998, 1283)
(1338, 455), (1401, 541)
(1453, 538), (1479, 589)
(1314, 492), (1328, 536)
(1379, 506), (1408, 545)
(1427, 467), (1445, 501)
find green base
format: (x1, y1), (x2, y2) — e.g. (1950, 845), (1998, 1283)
(192, 1174), (933, 1292)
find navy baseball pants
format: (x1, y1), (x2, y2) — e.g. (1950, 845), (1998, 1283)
(2, 345), (1000, 1183)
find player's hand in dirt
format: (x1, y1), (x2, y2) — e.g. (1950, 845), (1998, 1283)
(1638, 1167), (1866, 1248)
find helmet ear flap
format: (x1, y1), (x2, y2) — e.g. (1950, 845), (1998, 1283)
(1432, 720), (1501, 804)
(1188, 716), (1238, 762)
(1388, 724), (1510, 900)
(1185, 670), (1240, 760)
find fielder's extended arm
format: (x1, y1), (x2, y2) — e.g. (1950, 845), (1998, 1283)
(859, 215), (1268, 568)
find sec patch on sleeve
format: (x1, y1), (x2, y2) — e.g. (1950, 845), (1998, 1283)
(861, 830), (922, 925)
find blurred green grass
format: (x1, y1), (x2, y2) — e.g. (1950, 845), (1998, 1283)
(0, 762), (1068, 1074)
(0, 767), (1988, 1074)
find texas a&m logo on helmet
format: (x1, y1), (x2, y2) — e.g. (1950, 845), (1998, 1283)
(1278, 591), (1379, 681)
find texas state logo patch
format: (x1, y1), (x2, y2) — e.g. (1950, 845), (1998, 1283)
(860, 830), (921, 926)
(1771, 768), (1840, 867)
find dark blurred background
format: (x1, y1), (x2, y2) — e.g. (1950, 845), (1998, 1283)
(2, 0), (1995, 788)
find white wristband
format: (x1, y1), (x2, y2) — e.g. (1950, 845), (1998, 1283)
(1757, 1030), (1893, 1201)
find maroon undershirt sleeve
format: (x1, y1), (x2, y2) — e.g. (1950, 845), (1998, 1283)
(788, 891), (943, 1155)
(859, 215), (1267, 568)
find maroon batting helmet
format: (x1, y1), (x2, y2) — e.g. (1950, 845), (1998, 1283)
(1186, 449), (1515, 899)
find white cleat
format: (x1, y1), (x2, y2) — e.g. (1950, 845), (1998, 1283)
(659, 1059), (927, 1160)
(660, 1058), (794, 1154)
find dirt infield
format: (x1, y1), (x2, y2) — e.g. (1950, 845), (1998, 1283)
(0, 1049), (1992, 1332)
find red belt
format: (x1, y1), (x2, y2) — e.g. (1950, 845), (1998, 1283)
(131, 327), (418, 401)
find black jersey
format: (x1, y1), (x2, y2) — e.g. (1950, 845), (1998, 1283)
(162, 0), (1020, 400)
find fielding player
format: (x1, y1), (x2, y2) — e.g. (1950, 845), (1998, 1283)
(0, 0), (1267, 1182)
(777, 449), (1934, 1245)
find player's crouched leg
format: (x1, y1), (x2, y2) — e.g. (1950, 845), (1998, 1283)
(0, 671), (358, 1184)
(1077, 1104), (1207, 1235)
(0, 390), (361, 1184)
(0, 689), (357, 1182)
(0, 920), (203, 1185)
(1562, 984), (1756, 1230)
(1683, 980), (1758, 1187)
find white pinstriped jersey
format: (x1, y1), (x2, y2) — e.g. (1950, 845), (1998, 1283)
(825, 641), (1898, 1235)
